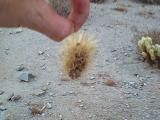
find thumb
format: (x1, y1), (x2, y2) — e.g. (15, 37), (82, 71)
(22, 0), (74, 41)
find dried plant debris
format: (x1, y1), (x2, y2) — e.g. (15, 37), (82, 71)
(61, 32), (96, 79)
(90, 0), (106, 4)
(138, 36), (160, 68)
(8, 93), (22, 101)
(29, 103), (46, 116)
(112, 7), (128, 13)
(138, 0), (160, 4)
(46, 0), (71, 17)
(138, 10), (154, 18)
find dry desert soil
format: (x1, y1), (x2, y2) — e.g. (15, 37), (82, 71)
(0, 0), (160, 120)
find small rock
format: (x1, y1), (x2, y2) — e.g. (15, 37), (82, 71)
(89, 115), (92, 118)
(111, 49), (117, 52)
(0, 90), (4, 95)
(19, 72), (35, 82)
(79, 104), (84, 107)
(90, 86), (95, 88)
(124, 53), (128, 56)
(38, 51), (44, 55)
(41, 66), (46, 70)
(5, 48), (9, 50)
(133, 93), (139, 96)
(41, 85), (48, 91)
(0, 106), (7, 111)
(127, 81), (137, 89)
(46, 82), (51, 85)
(69, 91), (74, 94)
(16, 64), (24, 71)
(32, 89), (46, 96)
(46, 54), (50, 57)
(78, 100), (82, 103)
(90, 76), (95, 80)
(113, 57), (118, 60)
(59, 114), (63, 120)
(46, 103), (52, 109)
(105, 80), (116, 86)
(134, 74), (140, 78)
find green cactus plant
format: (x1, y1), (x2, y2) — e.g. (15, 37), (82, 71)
(138, 36), (160, 68)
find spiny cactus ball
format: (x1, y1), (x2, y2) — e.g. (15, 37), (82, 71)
(138, 0), (160, 4)
(61, 32), (96, 79)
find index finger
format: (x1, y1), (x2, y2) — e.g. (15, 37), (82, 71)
(69, 0), (90, 31)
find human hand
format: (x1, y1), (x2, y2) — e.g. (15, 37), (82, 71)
(0, 0), (90, 41)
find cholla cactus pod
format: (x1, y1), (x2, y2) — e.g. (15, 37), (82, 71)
(90, 0), (106, 4)
(46, 0), (71, 17)
(155, 44), (160, 57)
(138, 36), (160, 67)
(60, 32), (96, 79)
(138, 0), (160, 4)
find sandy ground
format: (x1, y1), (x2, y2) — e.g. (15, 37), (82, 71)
(0, 0), (160, 120)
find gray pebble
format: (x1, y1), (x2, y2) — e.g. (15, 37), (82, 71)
(0, 106), (7, 111)
(79, 104), (84, 107)
(38, 51), (44, 55)
(124, 53), (128, 56)
(16, 64), (24, 71)
(0, 90), (4, 95)
(5, 48), (9, 50)
(49, 93), (54, 96)
(90, 76), (95, 80)
(19, 72), (35, 82)
(59, 114), (63, 120)
(126, 81), (137, 89)
(41, 85), (48, 91)
(46, 103), (52, 109)
(69, 91), (74, 94)
(78, 100), (82, 103)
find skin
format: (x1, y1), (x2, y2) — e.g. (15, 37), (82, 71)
(0, 0), (90, 41)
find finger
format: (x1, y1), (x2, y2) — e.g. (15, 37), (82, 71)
(69, 0), (90, 31)
(22, 0), (74, 41)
